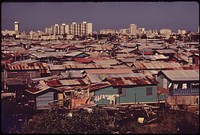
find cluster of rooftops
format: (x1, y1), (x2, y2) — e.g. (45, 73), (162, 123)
(1, 38), (199, 104)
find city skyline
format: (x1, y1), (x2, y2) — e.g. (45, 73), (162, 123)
(2, 2), (199, 32)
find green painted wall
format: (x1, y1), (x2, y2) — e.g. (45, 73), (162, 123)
(94, 87), (118, 105)
(157, 74), (163, 87)
(94, 85), (157, 105)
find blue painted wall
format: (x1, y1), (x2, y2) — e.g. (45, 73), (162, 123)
(94, 85), (157, 105)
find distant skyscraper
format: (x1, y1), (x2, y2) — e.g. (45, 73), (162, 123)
(14, 21), (19, 33)
(45, 21), (92, 36)
(69, 21), (92, 36)
(130, 24), (137, 35)
(65, 24), (70, 35)
(87, 22), (93, 35)
(70, 22), (78, 35)
(54, 24), (60, 35)
(60, 23), (66, 35)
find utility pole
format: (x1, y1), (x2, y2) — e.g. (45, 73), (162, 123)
(135, 93), (136, 104)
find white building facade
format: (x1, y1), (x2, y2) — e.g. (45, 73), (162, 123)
(130, 24), (137, 35)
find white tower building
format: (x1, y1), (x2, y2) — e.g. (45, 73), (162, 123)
(130, 24), (137, 35)
(87, 22), (93, 35)
(54, 24), (60, 35)
(14, 21), (19, 34)
(60, 23), (66, 35)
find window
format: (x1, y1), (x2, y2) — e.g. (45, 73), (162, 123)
(146, 87), (153, 96)
(174, 83), (179, 89)
(182, 83), (187, 89)
(191, 83), (199, 89)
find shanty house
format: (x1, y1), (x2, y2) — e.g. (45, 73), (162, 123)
(92, 76), (158, 105)
(157, 70), (199, 107)
(25, 80), (63, 110)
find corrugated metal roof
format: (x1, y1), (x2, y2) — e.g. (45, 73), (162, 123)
(133, 61), (181, 70)
(51, 44), (70, 49)
(31, 75), (60, 82)
(45, 80), (62, 87)
(59, 78), (88, 86)
(25, 80), (54, 94)
(156, 49), (176, 54)
(61, 70), (84, 79)
(64, 64), (103, 69)
(93, 59), (119, 66)
(86, 68), (133, 74)
(31, 51), (67, 58)
(144, 55), (167, 60)
(65, 51), (85, 57)
(106, 76), (157, 86)
(161, 70), (199, 81)
(74, 58), (93, 63)
(48, 64), (65, 70)
(7, 62), (49, 71)
(12, 59), (38, 64)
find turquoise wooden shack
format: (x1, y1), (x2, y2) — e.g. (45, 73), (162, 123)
(92, 76), (158, 105)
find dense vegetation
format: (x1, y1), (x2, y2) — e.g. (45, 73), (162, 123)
(20, 108), (112, 134)
(10, 108), (199, 134)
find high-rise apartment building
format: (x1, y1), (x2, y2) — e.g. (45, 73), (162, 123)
(69, 21), (92, 36)
(130, 24), (137, 35)
(60, 23), (66, 35)
(54, 24), (60, 35)
(14, 21), (19, 34)
(65, 24), (69, 35)
(70, 22), (78, 35)
(60, 23), (70, 35)
(80, 21), (86, 36)
(87, 22), (93, 35)
(44, 21), (92, 36)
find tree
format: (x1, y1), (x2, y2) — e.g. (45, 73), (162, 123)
(20, 108), (112, 134)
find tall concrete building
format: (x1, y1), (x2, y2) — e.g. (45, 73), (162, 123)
(70, 22), (78, 35)
(44, 21), (92, 36)
(60, 23), (66, 35)
(54, 24), (60, 35)
(80, 21), (93, 36)
(65, 24), (70, 35)
(69, 21), (92, 36)
(14, 21), (19, 34)
(130, 24), (137, 35)
(87, 22), (93, 35)
(81, 21), (87, 36)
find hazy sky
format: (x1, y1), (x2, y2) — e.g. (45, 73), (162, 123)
(1, 2), (199, 32)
